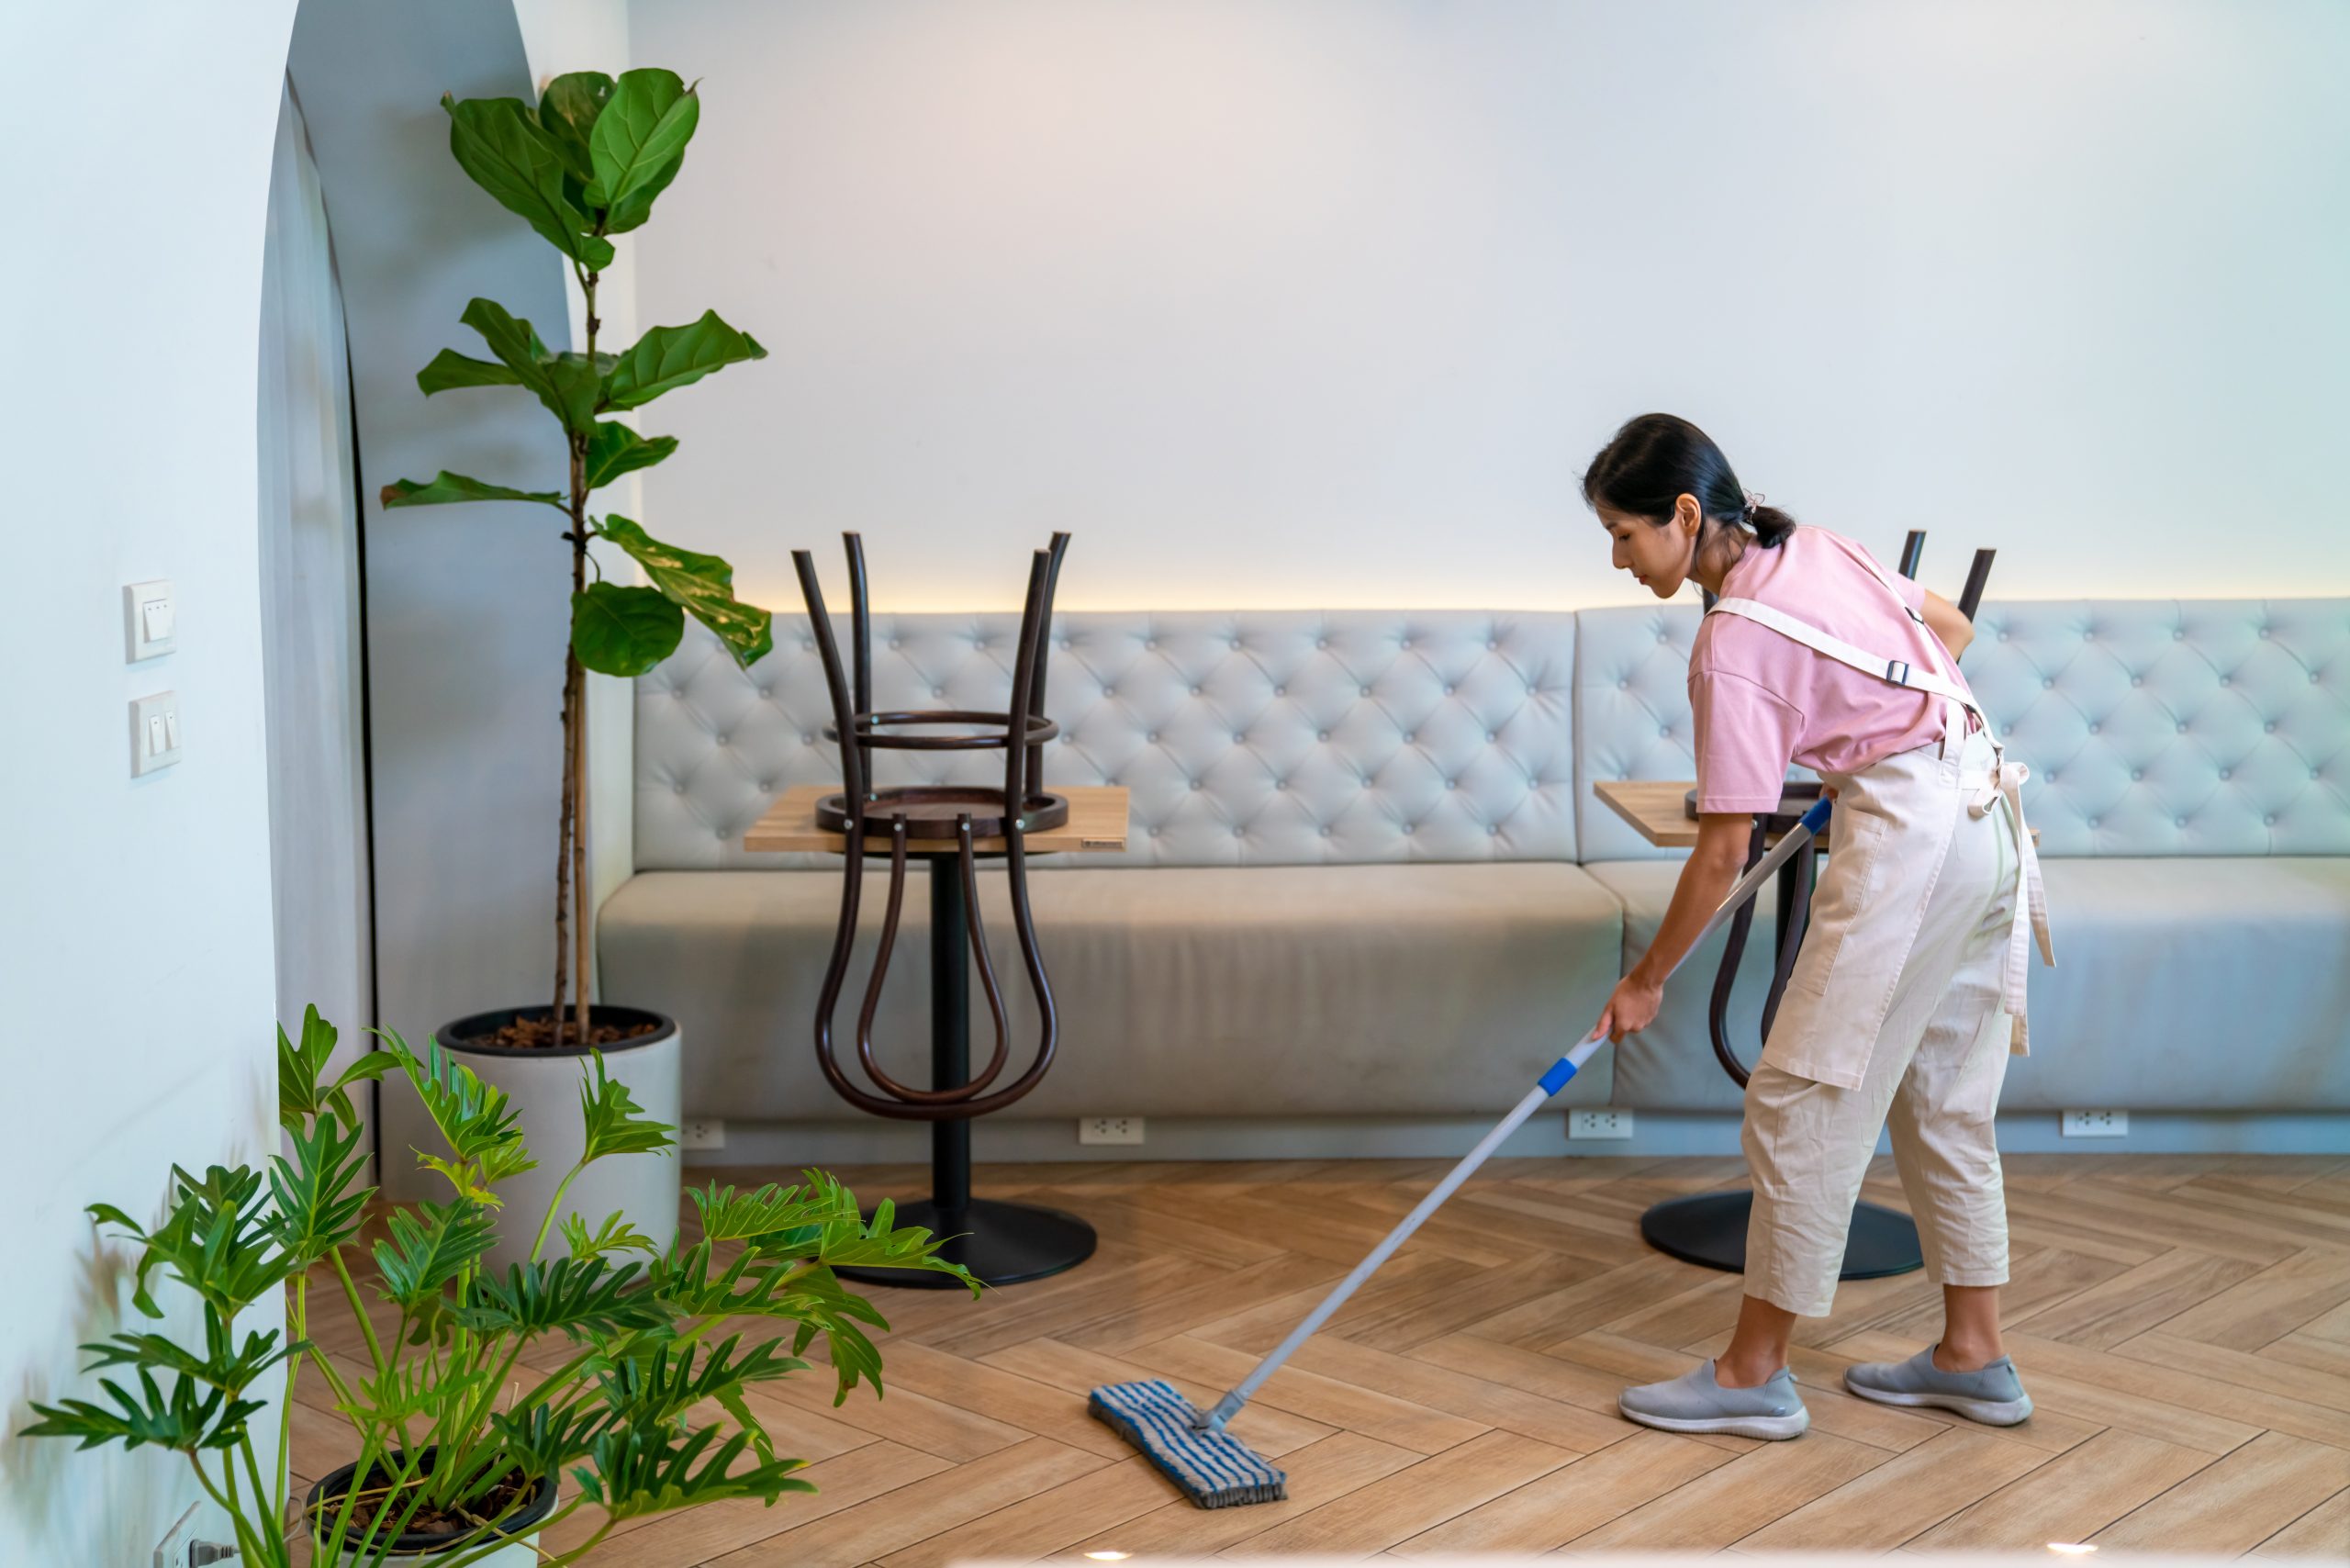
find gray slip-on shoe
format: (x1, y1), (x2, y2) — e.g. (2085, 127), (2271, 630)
(1618, 1360), (1809, 1440)
(1844, 1345), (2033, 1426)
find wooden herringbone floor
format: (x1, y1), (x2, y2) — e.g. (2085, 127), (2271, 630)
(298, 1155), (2350, 1562)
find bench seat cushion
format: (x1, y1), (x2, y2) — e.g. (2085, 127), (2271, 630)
(599, 862), (1621, 1121)
(1584, 856), (2350, 1112)
(1579, 859), (1788, 1112)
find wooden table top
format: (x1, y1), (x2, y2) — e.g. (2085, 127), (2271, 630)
(1593, 778), (2034, 851)
(744, 785), (1132, 855)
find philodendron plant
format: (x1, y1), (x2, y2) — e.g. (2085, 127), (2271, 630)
(386, 69), (773, 1047)
(24, 1009), (973, 1566)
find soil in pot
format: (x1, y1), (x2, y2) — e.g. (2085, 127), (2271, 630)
(308, 1451), (551, 1549)
(457, 1005), (659, 1051)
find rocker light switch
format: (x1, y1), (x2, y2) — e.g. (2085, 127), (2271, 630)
(124, 579), (176, 661)
(131, 691), (182, 776)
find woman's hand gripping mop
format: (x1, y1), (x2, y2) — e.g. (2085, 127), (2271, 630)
(1089, 796), (1834, 1506)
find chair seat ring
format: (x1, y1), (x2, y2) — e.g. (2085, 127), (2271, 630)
(815, 786), (1071, 842)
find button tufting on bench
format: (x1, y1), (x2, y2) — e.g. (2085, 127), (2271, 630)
(635, 602), (2347, 875)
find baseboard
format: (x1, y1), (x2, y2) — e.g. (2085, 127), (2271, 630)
(681, 1108), (2350, 1168)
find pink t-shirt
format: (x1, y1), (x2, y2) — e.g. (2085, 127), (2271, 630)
(1689, 525), (1975, 813)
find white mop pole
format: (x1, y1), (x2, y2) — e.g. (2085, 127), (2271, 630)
(1199, 796), (1832, 1432)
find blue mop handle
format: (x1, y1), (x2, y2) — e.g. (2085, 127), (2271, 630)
(1198, 796), (1831, 1433)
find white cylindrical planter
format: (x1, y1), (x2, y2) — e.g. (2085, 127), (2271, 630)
(436, 1007), (682, 1274)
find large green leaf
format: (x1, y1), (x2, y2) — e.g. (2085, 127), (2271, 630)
(572, 582), (685, 678)
(24, 1367), (267, 1455)
(75, 1324), (297, 1397)
(276, 1002), (339, 1129)
(687, 1175), (856, 1245)
(588, 69), (699, 232)
(372, 1198), (498, 1317)
(584, 422), (678, 490)
(442, 93), (615, 268)
(380, 472), (566, 511)
(269, 1114), (375, 1269)
(600, 311), (767, 412)
(453, 1257), (670, 1341)
(275, 1002), (395, 1139)
(550, 353), (611, 430)
(579, 1052), (676, 1163)
(488, 1401), (624, 1483)
(459, 296), (554, 364)
(595, 516), (775, 668)
(560, 1210), (662, 1262)
(383, 1030), (536, 1201)
(595, 1338), (805, 1439)
(417, 348), (523, 394)
(460, 298), (601, 436)
(538, 72), (616, 185)
(575, 1424), (813, 1522)
(99, 1165), (289, 1322)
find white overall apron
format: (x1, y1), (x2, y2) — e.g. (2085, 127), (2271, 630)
(1708, 561), (2055, 1091)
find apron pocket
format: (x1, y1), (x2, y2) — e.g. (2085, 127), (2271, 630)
(1789, 805), (1890, 999)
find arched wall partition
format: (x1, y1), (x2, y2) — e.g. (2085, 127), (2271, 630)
(286, 1), (579, 1192)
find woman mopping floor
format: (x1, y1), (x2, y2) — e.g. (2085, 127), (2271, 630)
(1583, 414), (2054, 1440)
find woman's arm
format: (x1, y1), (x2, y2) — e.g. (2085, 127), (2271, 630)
(1920, 589), (1975, 663)
(1591, 813), (1751, 1042)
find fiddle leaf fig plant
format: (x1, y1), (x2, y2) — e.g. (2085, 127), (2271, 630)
(23, 1007), (974, 1566)
(381, 69), (772, 1046)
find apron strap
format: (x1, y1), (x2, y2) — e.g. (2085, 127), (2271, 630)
(1704, 589), (2054, 1049)
(1710, 595), (1988, 728)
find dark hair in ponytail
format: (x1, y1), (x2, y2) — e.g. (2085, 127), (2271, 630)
(1580, 412), (1796, 549)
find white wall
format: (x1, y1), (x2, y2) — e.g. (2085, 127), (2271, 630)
(0, 3), (297, 1558)
(627, 0), (2350, 614)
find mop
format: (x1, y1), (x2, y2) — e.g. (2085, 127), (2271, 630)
(1090, 796), (1834, 1507)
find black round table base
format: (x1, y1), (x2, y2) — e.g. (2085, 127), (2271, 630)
(1640, 1191), (1924, 1280)
(834, 1197), (1098, 1290)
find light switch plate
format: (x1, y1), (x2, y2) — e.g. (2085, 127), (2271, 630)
(132, 691), (182, 776)
(124, 579), (176, 661)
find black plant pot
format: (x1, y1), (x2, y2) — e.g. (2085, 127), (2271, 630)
(303, 1448), (554, 1560)
(437, 1002), (677, 1058)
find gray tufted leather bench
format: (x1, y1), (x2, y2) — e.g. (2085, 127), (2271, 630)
(609, 612), (1623, 1122)
(1579, 599), (2350, 1113)
(603, 599), (2350, 1130)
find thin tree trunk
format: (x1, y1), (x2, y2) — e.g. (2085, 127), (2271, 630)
(552, 652), (576, 1038)
(571, 645), (591, 1047)
(556, 263), (602, 1050)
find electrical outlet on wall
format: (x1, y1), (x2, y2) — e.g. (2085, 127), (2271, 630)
(1569, 1109), (1634, 1140)
(1079, 1116), (1145, 1146)
(679, 1118), (727, 1151)
(156, 1500), (235, 1567)
(2061, 1109), (2129, 1138)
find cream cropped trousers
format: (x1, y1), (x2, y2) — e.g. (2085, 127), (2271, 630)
(1741, 726), (2023, 1318)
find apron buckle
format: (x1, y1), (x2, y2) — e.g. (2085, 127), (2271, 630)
(1886, 658), (1912, 686)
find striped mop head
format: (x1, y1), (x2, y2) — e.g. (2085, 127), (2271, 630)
(1089, 1380), (1288, 1508)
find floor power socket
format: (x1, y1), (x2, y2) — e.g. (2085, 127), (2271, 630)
(1569, 1108), (1635, 1141)
(2061, 1109), (2129, 1138)
(679, 1118), (727, 1151)
(1079, 1116), (1145, 1146)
